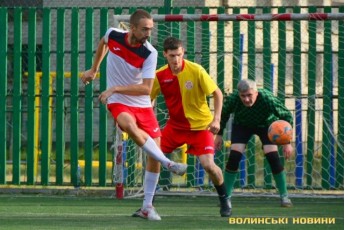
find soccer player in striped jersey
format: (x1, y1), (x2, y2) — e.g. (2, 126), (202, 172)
(133, 36), (232, 219)
(81, 10), (187, 221)
(215, 79), (294, 208)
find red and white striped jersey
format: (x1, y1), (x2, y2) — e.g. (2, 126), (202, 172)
(104, 27), (157, 107)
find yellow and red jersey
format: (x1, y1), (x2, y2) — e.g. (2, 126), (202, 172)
(151, 59), (217, 131)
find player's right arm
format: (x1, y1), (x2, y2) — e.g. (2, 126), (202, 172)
(81, 37), (109, 85)
(150, 76), (161, 100)
(282, 144), (294, 159)
(218, 93), (236, 135)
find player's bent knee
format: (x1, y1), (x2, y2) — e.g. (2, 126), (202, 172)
(225, 150), (243, 172)
(201, 161), (215, 172)
(119, 119), (139, 133)
(200, 160), (220, 173)
(265, 151), (284, 174)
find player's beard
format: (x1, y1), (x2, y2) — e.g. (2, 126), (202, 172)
(132, 34), (148, 44)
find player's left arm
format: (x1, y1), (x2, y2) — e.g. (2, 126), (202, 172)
(208, 88), (223, 135)
(99, 79), (154, 104)
(276, 100), (294, 159)
(270, 96), (294, 126)
(269, 96), (294, 159)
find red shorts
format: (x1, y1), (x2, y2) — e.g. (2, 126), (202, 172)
(107, 103), (161, 138)
(161, 123), (215, 156)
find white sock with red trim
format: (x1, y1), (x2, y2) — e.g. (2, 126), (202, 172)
(142, 171), (160, 208)
(141, 136), (171, 168)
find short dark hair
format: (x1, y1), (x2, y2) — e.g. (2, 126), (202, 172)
(130, 9), (152, 26)
(163, 37), (183, 52)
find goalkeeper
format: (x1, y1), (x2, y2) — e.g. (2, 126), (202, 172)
(214, 79), (294, 208)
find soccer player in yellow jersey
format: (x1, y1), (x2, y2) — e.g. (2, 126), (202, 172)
(133, 36), (231, 219)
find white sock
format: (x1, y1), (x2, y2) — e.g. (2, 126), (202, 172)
(143, 171), (160, 208)
(141, 137), (171, 168)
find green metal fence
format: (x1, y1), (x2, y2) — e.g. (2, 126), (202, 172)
(0, 6), (343, 191)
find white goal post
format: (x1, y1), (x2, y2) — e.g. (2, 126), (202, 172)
(114, 12), (344, 25)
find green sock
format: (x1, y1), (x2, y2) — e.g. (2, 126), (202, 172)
(224, 171), (239, 198)
(273, 171), (288, 198)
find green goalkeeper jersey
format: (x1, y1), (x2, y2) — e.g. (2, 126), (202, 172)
(219, 88), (293, 135)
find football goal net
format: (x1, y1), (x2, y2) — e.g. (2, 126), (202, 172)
(112, 7), (344, 199)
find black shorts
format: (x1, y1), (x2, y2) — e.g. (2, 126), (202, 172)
(231, 124), (273, 145)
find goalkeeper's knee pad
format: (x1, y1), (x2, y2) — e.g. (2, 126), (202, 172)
(265, 151), (284, 174)
(225, 150), (243, 172)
